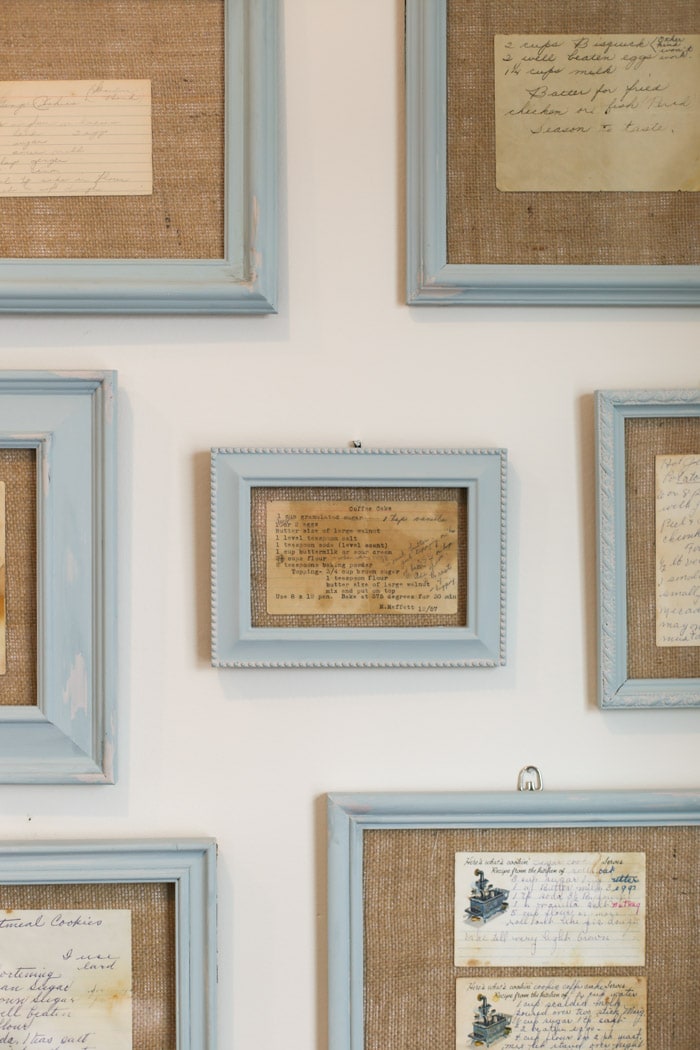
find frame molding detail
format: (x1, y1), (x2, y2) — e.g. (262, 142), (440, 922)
(0, 371), (117, 781)
(0, 0), (278, 314)
(210, 447), (507, 668)
(0, 839), (217, 1050)
(327, 789), (700, 1050)
(405, 0), (700, 305)
(596, 388), (700, 708)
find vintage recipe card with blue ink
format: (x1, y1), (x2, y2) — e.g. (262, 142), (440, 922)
(454, 852), (645, 967)
(456, 977), (646, 1050)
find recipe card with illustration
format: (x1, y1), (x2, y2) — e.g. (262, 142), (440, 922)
(494, 34), (700, 191)
(456, 976), (647, 1050)
(0, 908), (132, 1048)
(0, 79), (152, 196)
(455, 852), (645, 967)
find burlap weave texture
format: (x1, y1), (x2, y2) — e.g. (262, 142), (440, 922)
(0, 0), (224, 259)
(364, 825), (699, 1050)
(250, 486), (468, 628)
(447, 0), (699, 265)
(0, 448), (37, 706)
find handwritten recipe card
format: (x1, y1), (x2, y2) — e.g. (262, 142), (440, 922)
(454, 852), (645, 967)
(494, 34), (700, 190)
(456, 976), (646, 1050)
(0, 80), (152, 196)
(656, 454), (700, 646)
(0, 908), (132, 1049)
(265, 497), (460, 617)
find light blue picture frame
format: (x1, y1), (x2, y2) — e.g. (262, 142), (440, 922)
(210, 446), (507, 667)
(596, 389), (700, 708)
(405, 1), (700, 306)
(0, 838), (217, 1050)
(0, 0), (277, 314)
(0, 372), (116, 781)
(327, 789), (700, 1050)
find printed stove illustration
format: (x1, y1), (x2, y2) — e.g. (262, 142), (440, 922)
(465, 868), (509, 923)
(470, 993), (512, 1046)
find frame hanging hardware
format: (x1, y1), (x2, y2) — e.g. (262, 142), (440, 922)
(517, 766), (543, 792)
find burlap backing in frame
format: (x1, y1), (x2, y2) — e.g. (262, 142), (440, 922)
(446, 0), (699, 266)
(250, 487), (468, 628)
(364, 825), (699, 1050)
(0, 449), (37, 706)
(0, 0), (224, 259)
(0, 881), (176, 1049)
(625, 417), (700, 680)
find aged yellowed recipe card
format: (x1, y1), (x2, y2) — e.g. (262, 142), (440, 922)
(494, 34), (700, 190)
(0, 908), (132, 1048)
(455, 852), (645, 967)
(266, 497), (459, 616)
(0, 481), (5, 675)
(656, 453), (700, 646)
(0, 80), (152, 196)
(456, 977), (646, 1050)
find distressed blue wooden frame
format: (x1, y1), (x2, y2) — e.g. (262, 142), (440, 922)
(596, 389), (700, 708)
(406, 0), (700, 306)
(0, 839), (217, 1050)
(0, 0), (277, 314)
(0, 372), (116, 781)
(210, 447), (507, 667)
(327, 789), (700, 1050)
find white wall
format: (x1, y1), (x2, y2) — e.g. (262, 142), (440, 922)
(0, 3), (698, 1049)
